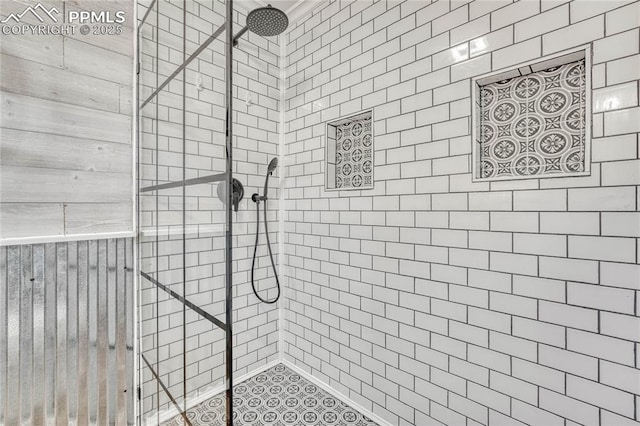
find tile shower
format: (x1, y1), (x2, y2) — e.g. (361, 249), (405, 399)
(139, 0), (640, 423)
(282, 1), (640, 425)
(1, 0), (638, 425)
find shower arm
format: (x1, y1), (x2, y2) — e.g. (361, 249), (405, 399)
(232, 26), (249, 46)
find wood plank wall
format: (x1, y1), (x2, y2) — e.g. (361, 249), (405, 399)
(0, 0), (134, 242)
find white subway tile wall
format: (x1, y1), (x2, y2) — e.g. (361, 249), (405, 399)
(284, 0), (640, 425)
(138, 0), (281, 415)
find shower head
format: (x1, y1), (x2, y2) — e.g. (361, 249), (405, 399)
(254, 157), (279, 202)
(247, 5), (289, 36)
(233, 5), (288, 45)
(267, 157), (278, 175)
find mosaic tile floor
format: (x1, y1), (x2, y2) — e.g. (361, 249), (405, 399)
(165, 363), (379, 426)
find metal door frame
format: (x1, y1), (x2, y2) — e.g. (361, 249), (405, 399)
(136, 0), (234, 423)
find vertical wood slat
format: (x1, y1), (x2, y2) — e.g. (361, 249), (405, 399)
(0, 237), (134, 425)
(31, 245), (45, 425)
(77, 241), (90, 426)
(125, 238), (135, 423)
(116, 239), (127, 426)
(6, 246), (21, 425)
(67, 241), (78, 423)
(97, 240), (108, 425)
(19, 244), (32, 424)
(55, 243), (68, 424)
(88, 239), (98, 424)
(44, 243), (56, 421)
(108, 239), (118, 423)
(0, 246), (6, 423)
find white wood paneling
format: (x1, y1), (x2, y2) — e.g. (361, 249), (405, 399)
(1, 92), (132, 144)
(0, 54), (121, 113)
(0, 1), (65, 67)
(0, 33), (64, 68)
(1, 129), (131, 173)
(0, 0), (134, 241)
(1, 165), (132, 203)
(64, 38), (133, 86)
(64, 202), (133, 234)
(0, 203), (64, 239)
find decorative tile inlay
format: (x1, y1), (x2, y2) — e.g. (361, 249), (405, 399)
(327, 111), (373, 190)
(477, 59), (587, 179)
(164, 363), (379, 426)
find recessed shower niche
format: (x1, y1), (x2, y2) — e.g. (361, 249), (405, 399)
(326, 110), (374, 190)
(472, 48), (591, 181)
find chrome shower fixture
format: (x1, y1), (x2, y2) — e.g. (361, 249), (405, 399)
(233, 4), (289, 46)
(216, 178), (244, 212)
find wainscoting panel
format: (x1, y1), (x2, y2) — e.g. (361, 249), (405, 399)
(0, 237), (134, 425)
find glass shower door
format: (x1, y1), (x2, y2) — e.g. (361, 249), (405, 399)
(137, 0), (234, 424)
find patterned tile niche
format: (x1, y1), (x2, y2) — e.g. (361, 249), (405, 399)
(326, 111), (373, 190)
(475, 58), (588, 180)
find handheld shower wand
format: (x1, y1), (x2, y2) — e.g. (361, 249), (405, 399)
(250, 157), (280, 304)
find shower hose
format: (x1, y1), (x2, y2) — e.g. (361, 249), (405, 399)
(250, 178), (281, 304)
